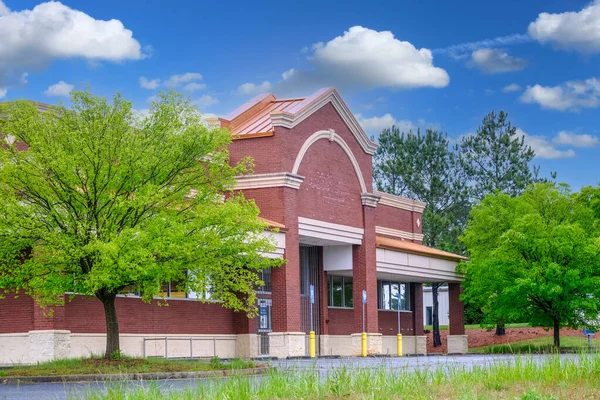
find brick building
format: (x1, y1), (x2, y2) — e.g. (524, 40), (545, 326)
(0, 88), (467, 364)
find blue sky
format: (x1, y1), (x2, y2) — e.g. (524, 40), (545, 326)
(1, 0), (599, 189)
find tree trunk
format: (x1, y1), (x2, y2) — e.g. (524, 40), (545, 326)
(432, 283), (442, 347)
(495, 324), (506, 336)
(553, 318), (560, 348)
(96, 289), (120, 359)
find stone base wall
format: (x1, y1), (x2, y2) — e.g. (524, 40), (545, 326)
(0, 331), (241, 365)
(447, 335), (469, 354)
(381, 335), (427, 355)
(268, 332), (305, 358)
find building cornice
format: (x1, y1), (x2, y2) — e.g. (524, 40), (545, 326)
(361, 193), (381, 207)
(270, 88), (378, 155)
(374, 191), (426, 213)
(298, 217), (364, 245)
(234, 173), (304, 190)
(375, 226), (424, 242)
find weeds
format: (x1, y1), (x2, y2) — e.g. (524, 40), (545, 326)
(77, 353), (600, 399)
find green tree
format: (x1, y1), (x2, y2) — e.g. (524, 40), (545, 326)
(374, 127), (470, 346)
(459, 110), (538, 335)
(0, 91), (282, 358)
(460, 183), (600, 347)
(459, 110), (535, 200)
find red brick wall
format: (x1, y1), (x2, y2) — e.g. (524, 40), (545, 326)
(64, 295), (237, 334)
(296, 138), (364, 228)
(238, 187), (285, 225)
(375, 204), (414, 233)
(0, 293), (240, 335)
(0, 293), (34, 333)
(378, 311), (415, 336)
(326, 308), (354, 335)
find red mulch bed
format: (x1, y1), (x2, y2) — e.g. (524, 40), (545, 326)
(425, 327), (584, 353)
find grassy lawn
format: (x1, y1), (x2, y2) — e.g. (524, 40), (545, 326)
(0, 356), (256, 378)
(424, 322), (530, 331)
(82, 354), (600, 399)
(470, 336), (600, 354)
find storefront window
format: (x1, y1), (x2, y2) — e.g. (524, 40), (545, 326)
(377, 280), (410, 311)
(328, 275), (353, 308)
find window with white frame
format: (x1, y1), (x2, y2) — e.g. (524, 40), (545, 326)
(377, 280), (410, 311)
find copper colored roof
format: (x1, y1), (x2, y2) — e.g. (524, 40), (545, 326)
(232, 98), (304, 136)
(259, 217), (286, 231)
(376, 236), (467, 262)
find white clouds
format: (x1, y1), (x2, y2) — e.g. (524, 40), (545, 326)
(236, 81), (272, 95)
(139, 72), (205, 91)
(193, 95), (218, 108)
(433, 33), (533, 55)
(0, 88), (6, 99)
(469, 48), (527, 74)
(44, 81), (74, 97)
(517, 128), (576, 159)
(183, 82), (207, 92)
(278, 26), (448, 94)
(0, 1), (144, 86)
(503, 83), (522, 93)
(356, 113), (415, 134)
(139, 77), (160, 90)
(528, 0), (600, 53)
(520, 78), (600, 111)
(552, 131), (599, 148)
(164, 73), (203, 88)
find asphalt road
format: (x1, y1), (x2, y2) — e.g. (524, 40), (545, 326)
(0, 354), (579, 400)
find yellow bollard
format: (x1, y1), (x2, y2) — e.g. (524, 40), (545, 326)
(361, 332), (367, 357)
(397, 334), (403, 357)
(309, 331), (316, 358)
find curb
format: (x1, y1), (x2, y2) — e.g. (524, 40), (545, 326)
(1, 366), (269, 385)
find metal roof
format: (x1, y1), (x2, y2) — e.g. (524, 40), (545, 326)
(231, 98), (304, 136)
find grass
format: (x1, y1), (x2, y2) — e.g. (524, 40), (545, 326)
(0, 356), (256, 378)
(470, 336), (600, 354)
(79, 354), (600, 399)
(423, 322), (530, 331)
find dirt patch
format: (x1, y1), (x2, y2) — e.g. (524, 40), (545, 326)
(425, 327), (584, 353)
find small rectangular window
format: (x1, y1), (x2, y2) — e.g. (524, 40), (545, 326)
(328, 275), (353, 309)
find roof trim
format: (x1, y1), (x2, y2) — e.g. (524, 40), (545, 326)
(376, 236), (467, 262)
(270, 88), (378, 155)
(259, 217), (287, 231)
(375, 191), (426, 213)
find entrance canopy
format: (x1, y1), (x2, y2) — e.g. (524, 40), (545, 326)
(376, 237), (466, 282)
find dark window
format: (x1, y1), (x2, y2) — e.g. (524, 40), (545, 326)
(377, 280), (410, 311)
(257, 268), (272, 293)
(328, 275), (353, 308)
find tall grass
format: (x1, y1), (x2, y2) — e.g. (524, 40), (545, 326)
(80, 353), (600, 399)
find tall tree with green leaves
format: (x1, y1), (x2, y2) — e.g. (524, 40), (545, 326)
(374, 127), (470, 346)
(459, 110), (537, 334)
(459, 111), (535, 199)
(0, 91), (282, 358)
(460, 183), (600, 347)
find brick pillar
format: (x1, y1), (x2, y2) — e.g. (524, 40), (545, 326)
(352, 205), (378, 333)
(448, 282), (465, 335)
(271, 187), (301, 333)
(411, 283), (424, 336)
